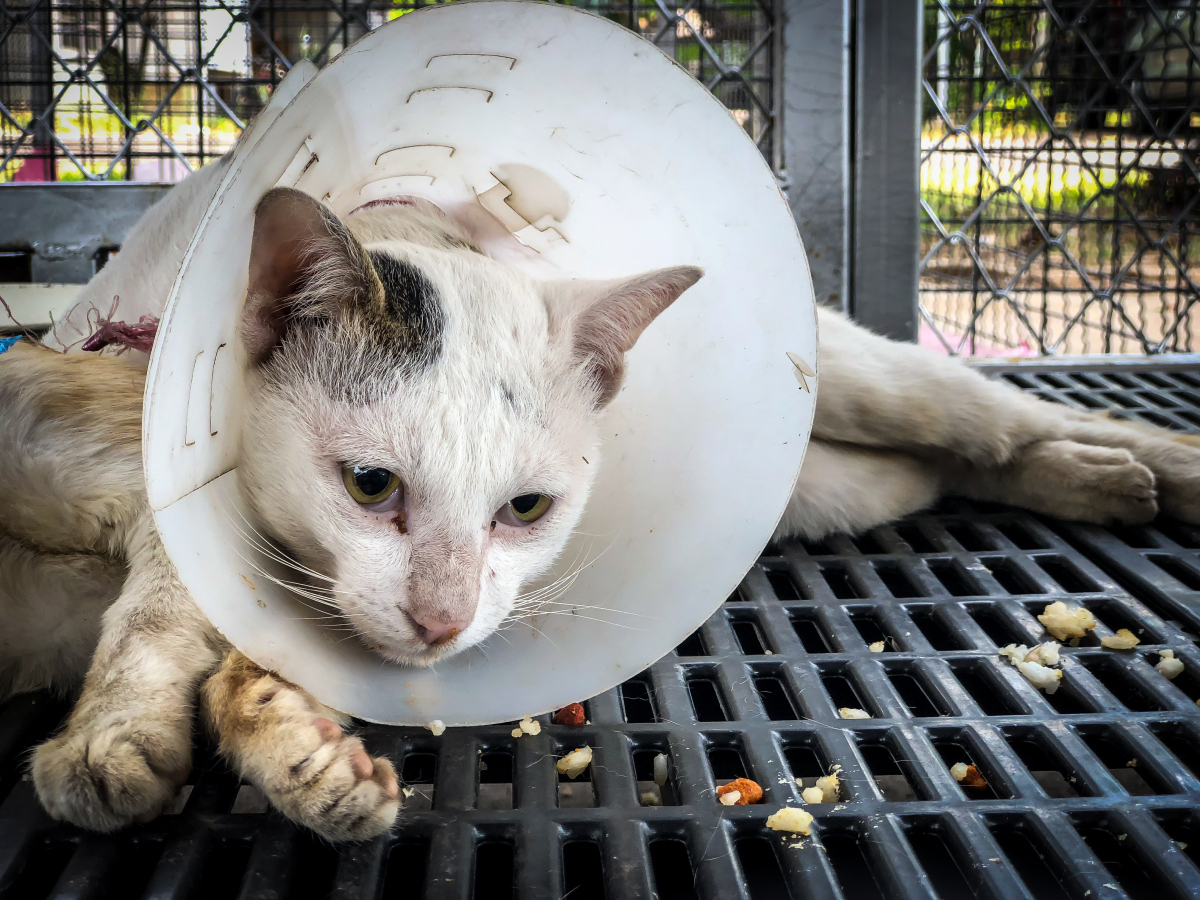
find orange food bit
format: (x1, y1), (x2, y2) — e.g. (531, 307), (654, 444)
(716, 777), (763, 805)
(960, 765), (988, 791)
(552, 703), (586, 726)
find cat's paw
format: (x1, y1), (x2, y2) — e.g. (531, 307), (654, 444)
(202, 654), (399, 842)
(32, 715), (191, 832)
(1026, 440), (1158, 525)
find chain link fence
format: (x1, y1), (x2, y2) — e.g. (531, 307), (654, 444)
(0, 0), (776, 184)
(922, 0), (1200, 356)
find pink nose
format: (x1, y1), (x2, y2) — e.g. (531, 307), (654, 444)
(409, 612), (469, 646)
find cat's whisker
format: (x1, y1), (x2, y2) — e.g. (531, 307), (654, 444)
(223, 506), (337, 584)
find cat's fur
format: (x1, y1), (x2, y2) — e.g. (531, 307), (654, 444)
(3, 161), (1199, 842)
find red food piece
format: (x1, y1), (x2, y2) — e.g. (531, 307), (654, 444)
(716, 777), (763, 805)
(552, 703), (586, 726)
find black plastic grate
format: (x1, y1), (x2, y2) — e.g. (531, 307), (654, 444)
(1, 360), (1200, 900)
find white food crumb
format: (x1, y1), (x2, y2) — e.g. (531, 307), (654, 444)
(950, 762), (970, 782)
(989, 858), (1001, 863)
(519, 715), (541, 735)
(869, 641), (885, 653)
(1037, 601), (1096, 641)
(838, 707), (872, 719)
(402, 787), (415, 798)
(1000, 644), (1030, 666)
(425, 720), (446, 736)
(1027, 642), (1060, 666)
(1157, 652), (1185, 679)
(1014, 659), (1064, 694)
(801, 786), (824, 804)
(556, 746), (593, 779)
(765, 807), (814, 835)
(1117, 834), (1127, 841)
(1177, 842), (1188, 851)
(653, 753), (669, 787)
(815, 766), (842, 802)
(1100, 628), (1140, 650)
(640, 791), (661, 806)
(719, 790), (742, 806)
(511, 728), (523, 738)
(1126, 759), (1137, 768)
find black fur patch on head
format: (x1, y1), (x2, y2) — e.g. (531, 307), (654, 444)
(367, 251), (445, 367)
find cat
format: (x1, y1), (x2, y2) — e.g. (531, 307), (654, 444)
(4, 158), (1199, 843)
(2, 172), (700, 840)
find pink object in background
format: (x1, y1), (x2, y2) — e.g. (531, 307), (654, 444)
(918, 321), (1036, 358)
(11, 146), (54, 182)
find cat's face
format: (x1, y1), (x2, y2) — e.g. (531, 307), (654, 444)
(236, 189), (700, 666)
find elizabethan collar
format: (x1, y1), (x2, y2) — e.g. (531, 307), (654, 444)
(144, 0), (817, 724)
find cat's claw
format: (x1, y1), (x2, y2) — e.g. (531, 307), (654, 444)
(202, 653), (399, 842)
(32, 716), (192, 832)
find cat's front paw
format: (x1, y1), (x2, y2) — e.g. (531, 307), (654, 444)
(202, 654), (399, 842)
(32, 716), (191, 832)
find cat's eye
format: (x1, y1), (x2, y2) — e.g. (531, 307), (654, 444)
(508, 493), (553, 524)
(342, 465), (402, 506)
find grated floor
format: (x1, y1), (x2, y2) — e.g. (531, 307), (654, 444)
(2, 360), (1200, 900)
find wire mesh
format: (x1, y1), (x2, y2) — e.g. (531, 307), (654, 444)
(0, 0), (777, 185)
(0, 361), (1199, 899)
(921, 1), (1200, 357)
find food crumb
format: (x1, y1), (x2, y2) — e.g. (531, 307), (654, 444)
(556, 746), (592, 779)
(869, 641), (885, 653)
(1126, 759), (1137, 768)
(519, 715), (541, 735)
(949, 762), (988, 791)
(1177, 842), (1188, 851)
(1001, 643), (1061, 667)
(401, 787), (415, 798)
(1117, 834), (1127, 841)
(1156, 650), (1185, 680)
(766, 807), (814, 835)
(425, 720), (446, 736)
(801, 786), (823, 804)
(838, 707), (872, 719)
(1100, 628), (1140, 650)
(1013, 659), (1063, 694)
(552, 703), (586, 726)
(653, 753), (669, 787)
(717, 778), (763, 805)
(1037, 601), (1097, 641)
(640, 791), (661, 806)
(814, 765), (842, 802)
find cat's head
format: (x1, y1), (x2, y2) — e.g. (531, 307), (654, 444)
(236, 188), (701, 666)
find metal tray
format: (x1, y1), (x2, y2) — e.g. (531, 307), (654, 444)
(1, 360), (1199, 900)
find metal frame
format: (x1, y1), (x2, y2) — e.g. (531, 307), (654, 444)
(780, 0), (923, 341)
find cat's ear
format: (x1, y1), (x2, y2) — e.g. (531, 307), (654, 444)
(242, 187), (378, 365)
(545, 265), (703, 407)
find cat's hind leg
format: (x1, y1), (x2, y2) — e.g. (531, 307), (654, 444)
(201, 651), (400, 842)
(814, 307), (1052, 467)
(944, 439), (1159, 526)
(775, 439), (942, 541)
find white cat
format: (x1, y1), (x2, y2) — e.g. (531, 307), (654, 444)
(3, 157), (1198, 843)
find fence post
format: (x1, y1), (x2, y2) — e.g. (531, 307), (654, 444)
(780, 0), (851, 313)
(850, 0), (922, 342)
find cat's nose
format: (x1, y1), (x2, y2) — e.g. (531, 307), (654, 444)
(410, 612), (468, 646)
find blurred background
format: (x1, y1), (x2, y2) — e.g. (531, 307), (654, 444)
(0, 0), (1197, 358)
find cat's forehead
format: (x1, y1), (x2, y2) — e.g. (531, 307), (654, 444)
(364, 241), (556, 371)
